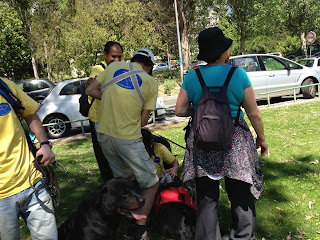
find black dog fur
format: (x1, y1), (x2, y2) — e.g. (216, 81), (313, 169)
(58, 177), (145, 240)
(156, 175), (196, 240)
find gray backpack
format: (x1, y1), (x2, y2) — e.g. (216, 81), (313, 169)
(193, 67), (240, 152)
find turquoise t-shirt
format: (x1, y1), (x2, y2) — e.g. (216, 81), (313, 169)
(182, 64), (251, 118)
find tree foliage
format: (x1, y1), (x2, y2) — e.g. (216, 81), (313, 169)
(0, 1), (32, 80)
(1, 0), (320, 81)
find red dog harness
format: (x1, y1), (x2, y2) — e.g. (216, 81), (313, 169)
(154, 186), (197, 219)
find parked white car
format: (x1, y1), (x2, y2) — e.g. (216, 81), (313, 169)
(227, 54), (320, 99)
(153, 63), (169, 71)
(37, 78), (89, 139)
(298, 57), (320, 75)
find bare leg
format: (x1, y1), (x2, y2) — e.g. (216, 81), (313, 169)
(137, 181), (159, 225)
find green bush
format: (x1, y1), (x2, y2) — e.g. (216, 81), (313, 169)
(164, 80), (177, 95)
(153, 69), (180, 84)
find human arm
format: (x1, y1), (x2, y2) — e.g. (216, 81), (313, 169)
(85, 78), (102, 100)
(141, 109), (152, 127)
(242, 85), (268, 156)
(164, 159), (179, 177)
(175, 88), (194, 117)
(25, 113), (55, 166)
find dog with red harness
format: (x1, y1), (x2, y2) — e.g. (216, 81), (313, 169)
(154, 174), (197, 240)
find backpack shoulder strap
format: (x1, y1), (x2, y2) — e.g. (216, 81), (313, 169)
(194, 68), (206, 88)
(100, 68), (145, 93)
(128, 62), (145, 104)
(223, 67), (237, 88)
(0, 79), (25, 121)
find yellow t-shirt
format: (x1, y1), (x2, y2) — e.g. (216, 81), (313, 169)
(152, 143), (175, 176)
(97, 62), (158, 139)
(0, 79), (41, 199)
(88, 62), (106, 122)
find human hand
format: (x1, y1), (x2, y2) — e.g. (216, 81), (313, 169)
(256, 137), (268, 157)
(36, 145), (55, 167)
(86, 76), (97, 87)
(164, 166), (178, 177)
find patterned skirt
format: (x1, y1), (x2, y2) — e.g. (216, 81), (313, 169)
(182, 118), (263, 199)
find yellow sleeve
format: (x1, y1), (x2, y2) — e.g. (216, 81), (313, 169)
(158, 144), (175, 164)
(96, 68), (109, 85)
(5, 80), (38, 118)
(89, 65), (105, 78)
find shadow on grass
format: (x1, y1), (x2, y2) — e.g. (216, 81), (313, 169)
(206, 154), (320, 239)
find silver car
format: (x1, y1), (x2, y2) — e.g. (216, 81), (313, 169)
(228, 54), (320, 99)
(37, 78), (89, 139)
(298, 57), (320, 75)
(153, 63), (169, 71)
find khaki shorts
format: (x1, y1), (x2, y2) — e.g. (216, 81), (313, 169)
(97, 133), (159, 189)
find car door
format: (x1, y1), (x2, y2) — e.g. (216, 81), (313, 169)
(259, 56), (301, 97)
(231, 56), (267, 100)
(316, 59), (320, 75)
(58, 80), (88, 127)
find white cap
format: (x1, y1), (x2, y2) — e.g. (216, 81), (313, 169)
(133, 49), (155, 64)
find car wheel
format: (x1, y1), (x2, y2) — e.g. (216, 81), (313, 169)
(44, 114), (71, 139)
(301, 78), (317, 99)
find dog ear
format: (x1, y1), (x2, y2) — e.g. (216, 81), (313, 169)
(94, 183), (109, 207)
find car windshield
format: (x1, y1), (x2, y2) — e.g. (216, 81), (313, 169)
(298, 59), (314, 67)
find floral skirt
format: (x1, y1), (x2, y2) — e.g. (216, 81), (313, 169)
(182, 118), (263, 199)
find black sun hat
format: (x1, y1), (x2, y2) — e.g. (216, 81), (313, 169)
(197, 27), (233, 62)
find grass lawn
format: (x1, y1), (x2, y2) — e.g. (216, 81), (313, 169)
(20, 100), (320, 240)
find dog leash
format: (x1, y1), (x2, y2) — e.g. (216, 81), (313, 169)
(150, 131), (186, 150)
(29, 156), (63, 206)
(51, 160), (94, 193)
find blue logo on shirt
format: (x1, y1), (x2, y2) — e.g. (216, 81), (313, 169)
(0, 103), (11, 116)
(114, 69), (142, 89)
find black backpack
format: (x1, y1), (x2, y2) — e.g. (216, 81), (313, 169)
(192, 67), (241, 152)
(79, 63), (105, 117)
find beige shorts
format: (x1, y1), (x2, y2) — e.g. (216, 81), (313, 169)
(97, 133), (159, 189)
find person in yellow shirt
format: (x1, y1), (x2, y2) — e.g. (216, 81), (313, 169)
(0, 79), (57, 239)
(86, 49), (159, 240)
(86, 41), (123, 182)
(141, 128), (179, 178)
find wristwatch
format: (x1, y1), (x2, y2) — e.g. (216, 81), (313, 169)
(40, 141), (52, 149)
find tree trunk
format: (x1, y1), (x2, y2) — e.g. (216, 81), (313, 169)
(31, 55), (39, 79)
(300, 32), (307, 58)
(44, 40), (52, 80)
(240, 30), (245, 55)
(27, 30), (39, 79)
(178, 0), (191, 70)
(180, 11), (191, 70)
